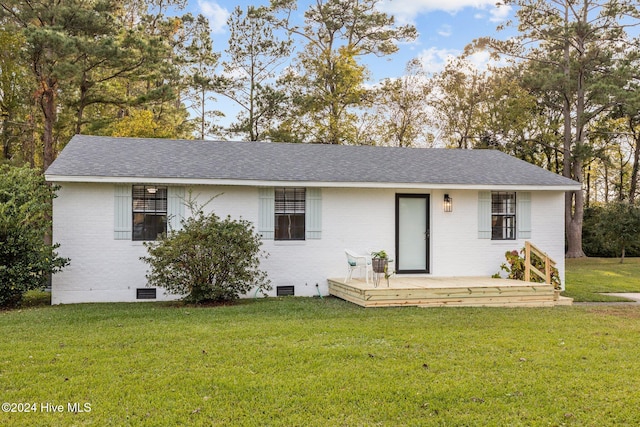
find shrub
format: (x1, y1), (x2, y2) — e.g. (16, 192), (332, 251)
(0, 165), (69, 307)
(496, 248), (561, 289)
(594, 202), (640, 262)
(583, 204), (640, 258)
(141, 199), (271, 303)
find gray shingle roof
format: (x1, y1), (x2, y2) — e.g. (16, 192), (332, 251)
(45, 135), (580, 188)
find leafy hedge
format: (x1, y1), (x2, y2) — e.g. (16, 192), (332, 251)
(0, 165), (69, 307)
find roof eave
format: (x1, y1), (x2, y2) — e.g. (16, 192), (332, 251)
(45, 174), (582, 191)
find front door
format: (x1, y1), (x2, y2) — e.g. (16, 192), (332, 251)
(396, 194), (430, 273)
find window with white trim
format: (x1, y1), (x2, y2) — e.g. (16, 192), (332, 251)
(132, 185), (167, 241)
(491, 192), (516, 240)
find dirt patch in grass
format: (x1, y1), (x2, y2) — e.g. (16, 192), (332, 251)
(161, 299), (240, 308)
(585, 305), (640, 319)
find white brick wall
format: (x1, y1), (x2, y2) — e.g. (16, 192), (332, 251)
(430, 190), (565, 284)
(51, 183), (566, 303)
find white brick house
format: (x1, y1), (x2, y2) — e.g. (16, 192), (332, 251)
(45, 135), (580, 304)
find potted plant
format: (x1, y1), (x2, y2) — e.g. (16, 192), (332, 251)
(370, 250), (389, 273)
(371, 250), (394, 286)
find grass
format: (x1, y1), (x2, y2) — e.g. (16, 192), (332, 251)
(565, 257), (640, 302)
(20, 290), (53, 307)
(2, 257), (639, 425)
(2, 297), (640, 426)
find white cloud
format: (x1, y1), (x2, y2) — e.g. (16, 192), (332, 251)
(416, 47), (508, 75)
(489, 4), (512, 22)
(416, 47), (460, 74)
(470, 50), (511, 71)
(466, 50), (492, 71)
(380, 0), (511, 25)
(380, 0), (496, 23)
(197, 0), (229, 34)
(437, 24), (452, 37)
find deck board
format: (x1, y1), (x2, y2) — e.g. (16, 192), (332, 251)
(328, 276), (571, 308)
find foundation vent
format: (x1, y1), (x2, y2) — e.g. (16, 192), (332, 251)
(276, 286), (295, 296)
(136, 288), (157, 300)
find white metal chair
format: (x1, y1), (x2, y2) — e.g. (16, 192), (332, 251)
(344, 249), (373, 284)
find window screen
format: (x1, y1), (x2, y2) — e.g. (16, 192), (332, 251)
(491, 192), (516, 240)
(132, 186), (167, 241)
(275, 188), (305, 240)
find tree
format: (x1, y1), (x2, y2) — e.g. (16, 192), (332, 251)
(103, 109), (178, 138)
(69, 12), (176, 137)
(270, 0), (417, 144)
(0, 165), (69, 307)
(429, 58), (487, 148)
(116, 2), (195, 140)
(599, 202), (640, 262)
(69, 0), (195, 140)
(0, 0), (124, 169)
(0, 0), (198, 163)
(471, 0), (640, 257)
(141, 199), (271, 303)
(293, 45), (369, 144)
(370, 59), (433, 147)
(607, 56), (640, 203)
(220, 6), (291, 141)
(0, 29), (33, 164)
(180, 13), (221, 140)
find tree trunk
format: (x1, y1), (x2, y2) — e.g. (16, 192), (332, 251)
(562, 57), (584, 256)
(75, 70), (91, 135)
(604, 161), (610, 203)
(200, 86), (206, 140)
(563, 1), (586, 258)
(585, 164), (591, 207)
(1, 110), (14, 160)
(249, 70), (257, 141)
(566, 191), (586, 258)
(40, 79), (57, 170)
(628, 118), (640, 203)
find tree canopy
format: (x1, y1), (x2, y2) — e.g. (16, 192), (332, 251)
(1, 0), (640, 257)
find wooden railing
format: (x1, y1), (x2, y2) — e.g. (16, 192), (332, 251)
(524, 241), (556, 284)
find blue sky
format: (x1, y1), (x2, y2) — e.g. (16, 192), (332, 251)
(186, 0), (515, 81)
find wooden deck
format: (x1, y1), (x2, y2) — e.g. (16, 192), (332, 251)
(328, 276), (573, 308)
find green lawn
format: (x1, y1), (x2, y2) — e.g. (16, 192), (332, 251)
(2, 297), (640, 426)
(3, 257), (639, 425)
(565, 257), (640, 302)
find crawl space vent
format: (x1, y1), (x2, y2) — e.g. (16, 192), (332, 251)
(136, 288), (157, 300)
(276, 286), (295, 296)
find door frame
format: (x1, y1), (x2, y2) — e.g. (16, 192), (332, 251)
(395, 194), (430, 274)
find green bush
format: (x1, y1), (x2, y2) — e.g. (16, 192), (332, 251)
(495, 248), (561, 289)
(141, 200), (271, 303)
(583, 204), (640, 258)
(0, 165), (69, 307)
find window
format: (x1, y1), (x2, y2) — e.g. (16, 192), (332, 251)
(132, 185), (167, 241)
(491, 192), (516, 240)
(275, 188), (305, 240)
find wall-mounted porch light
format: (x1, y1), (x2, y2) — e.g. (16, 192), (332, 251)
(443, 194), (453, 212)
